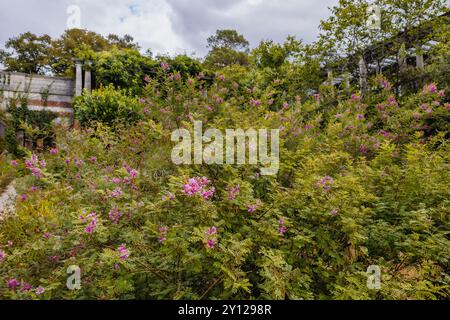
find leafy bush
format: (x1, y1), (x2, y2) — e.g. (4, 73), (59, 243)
(73, 85), (144, 127)
(0, 71), (448, 300)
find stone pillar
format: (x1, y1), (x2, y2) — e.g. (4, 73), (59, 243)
(359, 57), (368, 95)
(343, 72), (350, 89)
(416, 54), (424, 69)
(84, 60), (92, 93)
(0, 120), (5, 139)
(74, 59), (83, 96)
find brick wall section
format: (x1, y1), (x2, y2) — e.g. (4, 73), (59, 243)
(0, 71), (75, 119)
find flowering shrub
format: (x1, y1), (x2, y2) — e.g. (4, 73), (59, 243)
(0, 71), (449, 300)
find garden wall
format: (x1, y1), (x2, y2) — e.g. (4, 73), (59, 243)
(0, 71), (75, 121)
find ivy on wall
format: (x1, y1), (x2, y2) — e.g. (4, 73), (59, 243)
(5, 96), (56, 156)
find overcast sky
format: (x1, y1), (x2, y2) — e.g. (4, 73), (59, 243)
(0, 0), (340, 57)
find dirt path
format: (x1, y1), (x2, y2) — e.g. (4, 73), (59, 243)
(0, 181), (16, 222)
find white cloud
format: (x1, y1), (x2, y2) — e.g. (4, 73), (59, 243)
(0, 0), (339, 57)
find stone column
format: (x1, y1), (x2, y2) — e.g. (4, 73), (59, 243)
(84, 60), (92, 93)
(359, 57), (368, 95)
(74, 59), (83, 96)
(416, 54), (424, 69)
(343, 72), (351, 89)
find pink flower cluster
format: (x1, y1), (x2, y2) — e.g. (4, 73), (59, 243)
(423, 83), (437, 94)
(117, 244), (130, 260)
(158, 226), (169, 243)
(250, 98), (261, 107)
(278, 217), (287, 235)
(160, 62), (170, 70)
(182, 177), (215, 200)
(205, 226), (218, 249)
(110, 187), (123, 198)
(6, 279), (45, 294)
(317, 176), (334, 191)
(227, 185), (240, 200)
(108, 206), (123, 224)
(25, 154), (46, 178)
(80, 212), (98, 234)
(351, 94), (361, 102)
(247, 204), (257, 213)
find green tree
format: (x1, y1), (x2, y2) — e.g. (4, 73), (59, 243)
(0, 32), (52, 74)
(204, 29), (250, 69)
(252, 36), (302, 70)
(49, 29), (111, 76)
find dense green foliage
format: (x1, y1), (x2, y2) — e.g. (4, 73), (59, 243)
(73, 85), (144, 127)
(0, 69), (449, 299)
(0, 0), (449, 301)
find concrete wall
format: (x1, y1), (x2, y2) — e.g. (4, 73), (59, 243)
(0, 72), (75, 122)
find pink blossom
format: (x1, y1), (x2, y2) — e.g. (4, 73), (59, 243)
(317, 176), (334, 191)
(387, 96), (397, 106)
(182, 176), (215, 199)
(89, 156), (97, 163)
(205, 226), (217, 236)
(129, 169), (138, 179)
(158, 226), (169, 243)
(110, 187), (123, 198)
(50, 148), (58, 155)
(160, 62), (170, 70)
(424, 83), (437, 94)
(0, 249), (6, 262)
(7, 279), (21, 290)
(81, 212), (98, 234)
(21, 283), (32, 292)
(10, 160), (18, 167)
(250, 98), (261, 107)
(247, 205), (257, 213)
(111, 177), (122, 184)
(227, 185), (240, 200)
(108, 206), (123, 224)
(278, 226), (288, 235)
(117, 244), (130, 260)
(351, 94), (361, 102)
(35, 286), (45, 295)
(206, 239), (217, 249)
(20, 194), (28, 201)
(278, 217), (287, 235)
(31, 167), (42, 178)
